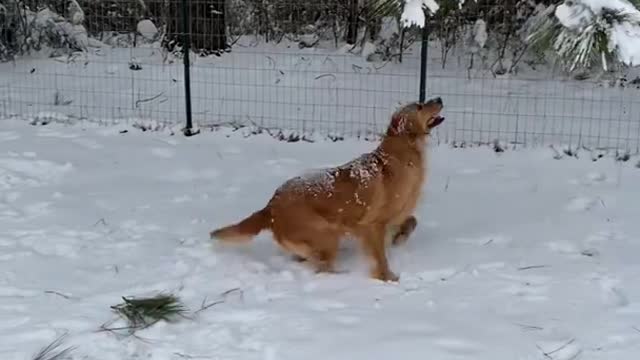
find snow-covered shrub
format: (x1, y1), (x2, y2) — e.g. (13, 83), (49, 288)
(1, 1), (20, 61)
(397, 0), (554, 72)
(28, 7), (90, 52)
(0, 0), (92, 61)
(463, 18), (488, 74)
(364, 16), (404, 61)
(226, 0), (337, 43)
(79, 0), (148, 39)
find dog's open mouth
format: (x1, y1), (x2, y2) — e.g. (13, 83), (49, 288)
(430, 115), (445, 128)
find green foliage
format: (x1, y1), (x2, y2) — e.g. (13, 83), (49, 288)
(556, 24), (610, 71)
(526, 5), (571, 65)
(110, 293), (188, 332)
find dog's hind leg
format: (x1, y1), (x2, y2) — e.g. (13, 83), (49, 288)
(309, 233), (340, 273)
(277, 232), (340, 274)
(391, 216), (417, 246)
(272, 210), (341, 274)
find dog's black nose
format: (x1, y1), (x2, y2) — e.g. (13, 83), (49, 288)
(425, 97), (443, 106)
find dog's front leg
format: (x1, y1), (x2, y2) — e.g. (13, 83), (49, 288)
(358, 224), (399, 282)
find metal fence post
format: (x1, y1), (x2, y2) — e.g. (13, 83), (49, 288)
(181, 0), (198, 136)
(419, 10), (428, 103)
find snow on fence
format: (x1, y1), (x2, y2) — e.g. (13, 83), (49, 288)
(1, 0), (639, 151)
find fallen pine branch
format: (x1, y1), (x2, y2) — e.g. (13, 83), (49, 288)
(32, 333), (75, 360)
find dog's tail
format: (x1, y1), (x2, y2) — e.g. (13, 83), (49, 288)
(210, 207), (270, 243)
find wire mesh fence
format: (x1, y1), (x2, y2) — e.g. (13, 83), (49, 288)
(1, 0), (639, 151)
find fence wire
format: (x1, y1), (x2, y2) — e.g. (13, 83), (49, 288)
(1, 0), (639, 151)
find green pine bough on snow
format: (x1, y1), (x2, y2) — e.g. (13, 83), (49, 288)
(110, 293), (189, 333)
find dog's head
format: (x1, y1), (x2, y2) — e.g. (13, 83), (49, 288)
(386, 97), (445, 137)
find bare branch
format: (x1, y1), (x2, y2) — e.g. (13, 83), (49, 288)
(517, 265), (549, 271)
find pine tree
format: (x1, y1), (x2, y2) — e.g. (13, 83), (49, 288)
(527, 0), (640, 72)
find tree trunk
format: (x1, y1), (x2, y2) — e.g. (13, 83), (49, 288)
(162, 0), (229, 56)
(191, 0), (228, 54)
(0, 1), (19, 61)
(345, 0), (358, 44)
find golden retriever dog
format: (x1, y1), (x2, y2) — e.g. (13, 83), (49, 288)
(210, 97), (444, 282)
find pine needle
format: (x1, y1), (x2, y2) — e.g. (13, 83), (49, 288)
(526, 5), (563, 58)
(367, 0), (403, 20)
(109, 293), (188, 333)
(32, 333), (75, 360)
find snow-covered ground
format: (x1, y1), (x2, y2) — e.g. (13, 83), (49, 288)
(2, 39), (640, 150)
(1, 119), (640, 359)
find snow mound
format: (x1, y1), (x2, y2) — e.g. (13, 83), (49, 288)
(137, 19), (158, 40)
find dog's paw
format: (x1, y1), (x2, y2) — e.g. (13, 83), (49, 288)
(372, 270), (399, 282)
(385, 272), (400, 282)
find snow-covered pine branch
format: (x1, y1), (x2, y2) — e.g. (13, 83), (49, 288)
(399, 0), (478, 28)
(528, 0), (640, 72)
(400, 0), (441, 27)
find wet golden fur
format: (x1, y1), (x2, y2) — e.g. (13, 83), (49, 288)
(210, 97), (445, 281)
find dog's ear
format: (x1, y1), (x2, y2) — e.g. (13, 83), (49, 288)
(388, 114), (407, 136)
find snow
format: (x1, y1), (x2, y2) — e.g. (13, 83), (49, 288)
(284, 150), (385, 198)
(67, 0), (85, 25)
(137, 20), (158, 41)
(401, 0), (440, 27)
(1, 119), (640, 358)
(554, 0), (640, 66)
(611, 20), (640, 66)
(554, 2), (592, 29)
(361, 41), (378, 59)
(472, 19), (488, 49)
(378, 16), (399, 41)
(582, 0), (640, 16)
